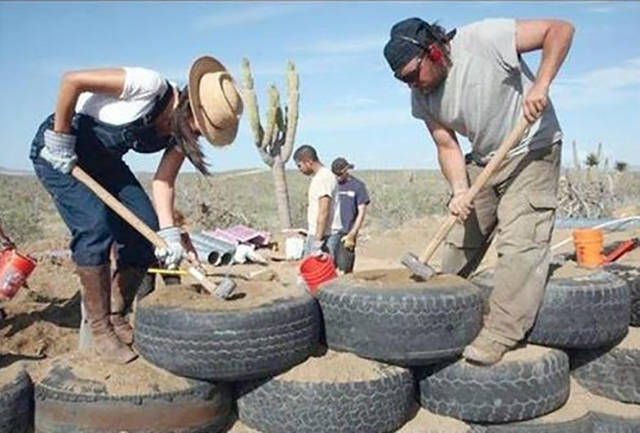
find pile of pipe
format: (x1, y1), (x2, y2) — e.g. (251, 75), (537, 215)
(190, 232), (236, 266)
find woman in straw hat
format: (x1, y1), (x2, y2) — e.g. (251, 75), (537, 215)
(29, 56), (243, 364)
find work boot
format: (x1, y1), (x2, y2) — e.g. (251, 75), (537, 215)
(77, 265), (137, 364)
(462, 333), (511, 366)
(110, 267), (146, 345)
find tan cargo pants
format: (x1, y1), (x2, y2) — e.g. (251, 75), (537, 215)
(442, 143), (561, 346)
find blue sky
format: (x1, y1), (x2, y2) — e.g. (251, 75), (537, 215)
(1, 1), (639, 173)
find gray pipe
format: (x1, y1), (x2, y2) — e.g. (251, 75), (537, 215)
(191, 233), (236, 266)
(191, 241), (222, 265)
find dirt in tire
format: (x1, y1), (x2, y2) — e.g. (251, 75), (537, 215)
(471, 267), (630, 349)
(418, 345), (570, 423)
(134, 282), (321, 381)
(396, 408), (473, 433)
(571, 327), (640, 404)
(236, 349), (416, 433)
(317, 268), (483, 365)
(573, 380), (640, 433)
(0, 363), (33, 433)
(34, 350), (232, 433)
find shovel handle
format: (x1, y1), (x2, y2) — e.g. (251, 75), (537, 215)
(417, 116), (531, 265)
(70, 166), (219, 295)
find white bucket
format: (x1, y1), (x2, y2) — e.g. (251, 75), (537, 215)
(285, 237), (304, 260)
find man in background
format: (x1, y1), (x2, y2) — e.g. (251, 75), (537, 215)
(293, 145), (342, 259)
(332, 157), (370, 273)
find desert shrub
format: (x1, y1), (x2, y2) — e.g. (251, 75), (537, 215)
(0, 176), (52, 244)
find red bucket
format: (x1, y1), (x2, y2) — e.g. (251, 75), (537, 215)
(299, 254), (337, 295)
(0, 248), (36, 298)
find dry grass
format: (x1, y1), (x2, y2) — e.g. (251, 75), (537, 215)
(2, 166), (638, 246)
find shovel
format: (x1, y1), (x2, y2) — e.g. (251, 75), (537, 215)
(402, 116), (531, 280)
(71, 166), (235, 299)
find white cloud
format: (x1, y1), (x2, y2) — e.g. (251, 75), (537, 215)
(242, 54), (362, 77)
(552, 57), (640, 110)
(586, 5), (614, 14)
(300, 107), (413, 133)
(193, 4), (300, 31)
(289, 34), (386, 55)
(331, 96), (378, 109)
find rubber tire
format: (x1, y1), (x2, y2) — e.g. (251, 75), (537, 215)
(135, 292), (321, 381)
(591, 412), (640, 433)
(571, 329), (640, 404)
(604, 263), (640, 326)
(34, 360), (232, 433)
(0, 366), (33, 433)
(236, 363), (415, 433)
(471, 269), (630, 349)
(418, 346), (570, 423)
(472, 396), (593, 433)
(317, 272), (483, 365)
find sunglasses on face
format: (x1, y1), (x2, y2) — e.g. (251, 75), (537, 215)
(395, 55), (424, 85)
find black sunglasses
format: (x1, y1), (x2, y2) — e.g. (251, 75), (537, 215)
(394, 54), (424, 85)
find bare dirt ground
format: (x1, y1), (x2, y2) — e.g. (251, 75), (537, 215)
(1, 216), (639, 382)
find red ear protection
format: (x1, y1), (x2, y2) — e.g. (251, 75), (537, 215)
(427, 44), (443, 63)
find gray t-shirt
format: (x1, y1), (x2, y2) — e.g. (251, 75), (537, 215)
(411, 18), (563, 162)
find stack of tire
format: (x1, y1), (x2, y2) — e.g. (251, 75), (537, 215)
(32, 280), (323, 433)
(14, 256), (639, 433)
(311, 263), (637, 433)
(470, 263), (639, 432)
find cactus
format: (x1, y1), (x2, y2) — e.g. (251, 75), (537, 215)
(241, 58), (299, 229)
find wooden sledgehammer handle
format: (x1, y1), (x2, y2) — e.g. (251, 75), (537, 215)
(418, 116), (531, 264)
(71, 166), (220, 295)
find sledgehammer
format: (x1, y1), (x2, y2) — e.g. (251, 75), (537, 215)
(402, 116), (531, 280)
(71, 166), (235, 299)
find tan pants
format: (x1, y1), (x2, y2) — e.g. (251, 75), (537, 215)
(442, 143), (561, 346)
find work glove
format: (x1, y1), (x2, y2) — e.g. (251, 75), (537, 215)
(341, 234), (356, 251)
(308, 238), (325, 256)
(40, 129), (77, 174)
(155, 226), (184, 270)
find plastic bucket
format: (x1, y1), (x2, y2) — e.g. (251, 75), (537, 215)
(573, 228), (604, 268)
(299, 255), (337, 294)
(285, 237), (304, 260)
(0, 248), (37, 298)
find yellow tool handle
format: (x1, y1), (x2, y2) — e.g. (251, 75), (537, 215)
(71, 166), (219, 295)
(148, 268), (188, 276)
(417, 116), (531, 265)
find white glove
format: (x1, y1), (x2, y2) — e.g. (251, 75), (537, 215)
(40, 129), (77, 174)
(308, 238), (324, 256)
(155, 226), (184, 269)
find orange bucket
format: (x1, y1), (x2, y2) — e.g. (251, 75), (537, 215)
(573, 228), (604, 268)
(0, 248), (37, 298)
(299, 255), (337, 295)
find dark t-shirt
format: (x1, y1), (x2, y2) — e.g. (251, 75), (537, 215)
(337, 176), (370, 233)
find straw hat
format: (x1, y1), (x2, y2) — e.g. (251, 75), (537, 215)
(188, 55), (243, 147)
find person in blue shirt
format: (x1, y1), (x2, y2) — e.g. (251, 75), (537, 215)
(331, 157), (370, 273)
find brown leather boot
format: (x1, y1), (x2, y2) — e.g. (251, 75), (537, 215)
(77, 265), (137, 364)
(110, 267), (146, 345)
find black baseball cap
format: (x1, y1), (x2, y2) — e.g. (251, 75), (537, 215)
(331, 157), (354, 175)
(383, 17), (456, 73)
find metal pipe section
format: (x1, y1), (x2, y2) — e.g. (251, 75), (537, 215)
(191, 233), (236, 266)
(191, 240), (221, 265)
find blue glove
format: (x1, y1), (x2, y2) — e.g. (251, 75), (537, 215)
(40, 129), (77, 174)
(155, 226), (184, 269)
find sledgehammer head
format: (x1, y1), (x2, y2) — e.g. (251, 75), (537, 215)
(401, 252), (437, 281)
(214, 277), (236, 300)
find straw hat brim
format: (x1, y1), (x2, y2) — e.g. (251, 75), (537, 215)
(188, 56), (239, 146)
